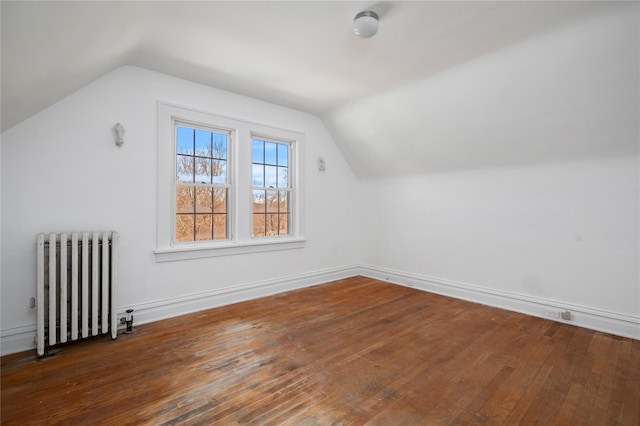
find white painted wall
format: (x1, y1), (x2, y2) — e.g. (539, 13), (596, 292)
(359, 157), (639, 332)
(0, 66), (360, 354)
(353, 3), (640, 337)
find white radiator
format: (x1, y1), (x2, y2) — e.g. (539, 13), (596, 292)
(36, 231), (119, 356)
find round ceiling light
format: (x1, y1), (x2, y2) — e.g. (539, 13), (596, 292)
(353, 11), (379, 38)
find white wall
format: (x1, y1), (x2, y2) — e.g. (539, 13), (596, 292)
(359, 156), (640, 336)
(352, 3), (639, 338)
(1, 66), (360, 354)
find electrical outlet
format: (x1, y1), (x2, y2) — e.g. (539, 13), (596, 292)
(29, 297), (36, 309)
(543, 310), (560, 319)
(561, 311), (571, 321)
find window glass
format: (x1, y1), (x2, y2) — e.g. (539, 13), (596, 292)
(251, 138), (292, 238)
(175, 125), (230, 243)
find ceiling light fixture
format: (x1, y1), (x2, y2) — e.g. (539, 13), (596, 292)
(353, 11), (379, 38)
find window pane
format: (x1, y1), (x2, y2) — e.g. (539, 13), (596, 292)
(195, 130), (211, 156)
(176, 186), (194, 213)
(265, 165), (277, 188)
(213, 188), (227, 213)
(266, 190), (278, 213)
(195, 214), (212, 241)
(277, 144), (288, 166)
(265, 214), (279, 236)
(279, 191), (288, 213)
(265, 142), (277, 165)
(277, 166), (288, 188)
(279, 213), (289, 235)
(252, 214), (265, 237)
(176, 127), (194, 155)
(176, 155), (194, 183)
(252, 139), (264, 163)
(252, 190), (265, 214)
(213, 133), (227, 160)
(252, 164), (264, 187)
(212, 159), (226, 184)
(213, 214), (227, 240)
(195, 157), (210, 183)
(176, 214), (194, 242)
(195, 187), (213, 213)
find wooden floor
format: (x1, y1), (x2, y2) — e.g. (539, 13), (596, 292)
(2, 277), (639, 425)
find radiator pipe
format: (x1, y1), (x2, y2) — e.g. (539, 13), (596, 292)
(120, 309), (135, 334)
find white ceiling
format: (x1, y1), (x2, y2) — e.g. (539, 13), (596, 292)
(2, 1), (637, 177)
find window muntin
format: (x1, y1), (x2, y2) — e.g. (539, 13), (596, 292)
(251, 137), (292, 238)
(174, 124), (230, 243)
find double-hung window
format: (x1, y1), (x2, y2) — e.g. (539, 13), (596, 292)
(251, 137), (291, 238)
(175, 124), (230, 242)
(156, 102), (305, 261)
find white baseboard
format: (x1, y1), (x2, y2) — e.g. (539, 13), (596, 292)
(0, 324), (37, 356)
(0, 264), (360, 356)
(3, 263), (637, 356)
(358, 264), (640, 340)
(117, 264), (359, 330)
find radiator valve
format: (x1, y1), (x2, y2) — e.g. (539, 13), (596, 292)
(120, 309), (135, 334)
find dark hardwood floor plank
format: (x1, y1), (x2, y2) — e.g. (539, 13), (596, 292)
(2, 277), (638, 425)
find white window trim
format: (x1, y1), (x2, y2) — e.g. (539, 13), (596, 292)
(156, 102), (306, 262)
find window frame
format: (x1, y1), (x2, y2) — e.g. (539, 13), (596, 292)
(173, 121), (233, 244)
(250, 134), (294, 239)
(156, 102), (306, 262)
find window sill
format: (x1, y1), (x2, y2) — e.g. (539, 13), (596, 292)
(154, 238), (307, 262)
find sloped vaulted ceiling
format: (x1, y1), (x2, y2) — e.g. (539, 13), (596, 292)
(2, 1), (638, 177)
